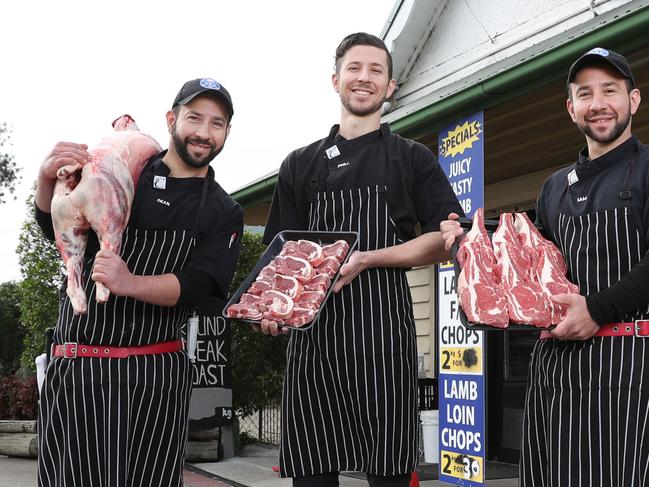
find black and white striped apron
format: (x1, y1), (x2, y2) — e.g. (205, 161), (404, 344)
(520, 203), (649, 486)
(279, 133), (418, 478)
(38, 180), (202, 486)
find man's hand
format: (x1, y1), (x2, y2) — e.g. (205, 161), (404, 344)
(333, 250), (370, 293)
(36, 142), (93, 212)
(91, 249), (133, 296)
(440, 212), (464, 251)
(256, 318), (289, 336)
(40, 142), (92, 181)
(550, 294), (600, 340)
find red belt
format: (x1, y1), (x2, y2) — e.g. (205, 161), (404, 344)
(52, 340), (184, 359)
(540, 320), (649, 339)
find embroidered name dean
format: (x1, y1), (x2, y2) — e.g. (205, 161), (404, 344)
(157, 198), (171, 207)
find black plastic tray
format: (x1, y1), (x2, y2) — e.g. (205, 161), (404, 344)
(450, 216), (552, 331)
(223, 230), (359, 330)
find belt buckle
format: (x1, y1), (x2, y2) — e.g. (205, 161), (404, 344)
(62, 342), (78, 358)
(634, 320), (649, 338)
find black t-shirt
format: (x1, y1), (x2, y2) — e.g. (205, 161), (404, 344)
(263, 124), (463, 244)
(36, 151), (243, 303)
(536, 136), (649, 324)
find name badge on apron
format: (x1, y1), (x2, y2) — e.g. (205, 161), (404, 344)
(153, 175), (167, 189)
(326, 145), (340, 159)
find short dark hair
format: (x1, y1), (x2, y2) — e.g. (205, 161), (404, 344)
(334, 32), (393, 79)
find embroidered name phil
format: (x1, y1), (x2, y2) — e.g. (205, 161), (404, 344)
(337, 161), (350, 169)
(577, 195), (587, 203)
(156, 198), (171, 207)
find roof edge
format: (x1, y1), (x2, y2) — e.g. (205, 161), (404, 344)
(388, 2), (649, 139)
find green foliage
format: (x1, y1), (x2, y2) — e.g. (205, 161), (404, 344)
(17, 190), (63, 370)
(229, 231), (288, 417)
(0, 281), (24, 375)
(0, 123), (21, 204)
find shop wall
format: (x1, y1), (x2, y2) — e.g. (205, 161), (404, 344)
(406, 265), (437, 377)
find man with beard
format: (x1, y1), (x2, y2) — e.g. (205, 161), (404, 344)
(261, 33), (462, 487)
(520, 49), (648, 485)
(34, 78), (242, 487)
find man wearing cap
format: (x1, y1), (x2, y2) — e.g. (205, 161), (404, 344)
(518, 48), (649, 485)
(34, 78), (243, 487)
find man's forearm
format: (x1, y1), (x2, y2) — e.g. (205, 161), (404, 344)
(363, 231), (450, 269)
(35, 176), (55, 213)
(123, 273), (181, 307)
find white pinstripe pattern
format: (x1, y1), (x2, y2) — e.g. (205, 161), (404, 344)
(38, 227), (194, 487)
(521, 208), (649, 486)
(279, 185), (417, 478)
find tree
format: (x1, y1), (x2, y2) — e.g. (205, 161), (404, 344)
(229, 232), (288, 417)
(0, 123), (21, 204)
(16, 189), (63, 370)
(0, 281), (24, 375)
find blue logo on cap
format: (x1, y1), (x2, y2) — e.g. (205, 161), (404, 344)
(587, 47), (609, 57)
(199, 78), (221, 90)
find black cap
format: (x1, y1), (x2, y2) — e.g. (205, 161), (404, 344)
(172, 78), (234, 119)
(567, 47), (635, 89)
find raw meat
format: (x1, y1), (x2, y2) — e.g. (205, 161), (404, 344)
(315, 256), (341, 278)
(273, 255), (316, 282)
(514, 212), (579, 323)
(273, 274), (303, 300)
(258, 290), (294, 320)
(226, 303), (263, 321)
(492, 213), (552, 326)
(51, 115), (161, 314)
(280, 240), (325, 265)
(322, 240), (350, 262)
(226, 238), (350, 327)
(456, 208), (509, 328)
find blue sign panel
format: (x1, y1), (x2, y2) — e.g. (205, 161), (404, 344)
(437, 112), (484, 218)
(437, 111), (485, 486)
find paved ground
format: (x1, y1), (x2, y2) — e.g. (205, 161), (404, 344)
(1, 447), (519, 487)
(0, 456), (235, 487)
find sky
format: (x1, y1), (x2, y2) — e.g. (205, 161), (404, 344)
(0, 0), (397, 284)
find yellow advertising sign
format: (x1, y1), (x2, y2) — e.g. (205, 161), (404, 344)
(439, 120), (483, 158)
(440, 450), (484, 483)
(440, 346), (482, 374)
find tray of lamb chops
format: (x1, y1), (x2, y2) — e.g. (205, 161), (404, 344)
(450, 208), (579, 331)
(224, 230), (359, 330)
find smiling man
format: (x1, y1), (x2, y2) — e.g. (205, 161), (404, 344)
(519, 49), (649, 486)
(261, 33), (462, 487)
(35, 78), (243, 487)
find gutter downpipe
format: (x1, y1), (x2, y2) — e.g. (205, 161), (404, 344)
(389, 4), (649, 140)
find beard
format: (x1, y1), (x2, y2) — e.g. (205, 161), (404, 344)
(339, 87), (385, 117)
(171, 124), (221, 168)
(577, 107), (631, 145)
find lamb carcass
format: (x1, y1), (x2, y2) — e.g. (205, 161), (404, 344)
(51, 115), (161, 314)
